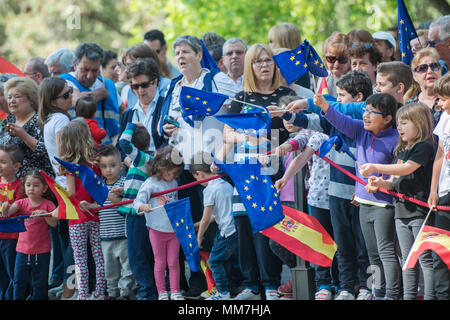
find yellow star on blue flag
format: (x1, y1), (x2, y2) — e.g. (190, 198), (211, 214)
(54, 157), (109, 206)
(397, 0), (418, 64)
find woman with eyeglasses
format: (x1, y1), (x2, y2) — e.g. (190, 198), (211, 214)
(37, 76), (76, 300)
(0, 77), (53, 179)
(320, 32), (352, 97)
(405, 48), (443, 125)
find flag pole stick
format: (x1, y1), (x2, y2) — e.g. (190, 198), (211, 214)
(228, 98), (268, 113)
(402, 207), (433, 270)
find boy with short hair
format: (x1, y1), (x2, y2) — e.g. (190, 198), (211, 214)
(97, 144), (134, 300)
(0, 144), (23, 300)
(117, 122), (157, 300)
(190, 151), (238, 300)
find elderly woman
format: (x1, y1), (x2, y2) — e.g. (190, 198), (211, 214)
(0, 74), (18, 119)
(320, 32), (352, 97)
(0, 77), (53, 178)
(406, 47), (443, 125)
(220, 43), (295, 301)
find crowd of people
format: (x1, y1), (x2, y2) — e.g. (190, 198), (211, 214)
(0, 14), (449, 301)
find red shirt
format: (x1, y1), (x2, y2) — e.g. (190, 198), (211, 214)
(86, 118), (107, 148)
(69, 163), (101, 226)
(15, 198), (56, 254)
(0, 179), (22, 239)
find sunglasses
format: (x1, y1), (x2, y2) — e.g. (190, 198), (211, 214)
(325, 55), (349, 64)
(427, 40), (438, 48)
(55, 87), (73, 100)
(413, 62), (441, 73)
(130, 80), (156, 90)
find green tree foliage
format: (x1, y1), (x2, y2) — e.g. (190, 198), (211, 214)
(0, 0), (447, 68)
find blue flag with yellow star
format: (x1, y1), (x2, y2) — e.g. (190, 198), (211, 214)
(179, 86), (228, 127)
(214, 159), (284, 233)
(304, 40), (328, 77)
(397, 0), (418, 64)
(200, 39), (221, 75)
(273, 40), (328, 85)
(54, 157), (109, 206)
(0, 215), (29, 233)
(165, 197), (201, 272)
(214, 105), (271, 137)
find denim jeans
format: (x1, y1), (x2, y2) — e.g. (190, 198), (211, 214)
(49, 219), (70, 282)
(126, 214), (157, 299)
(13, 252), (50, 300)
(0, 239), (17, 300)
(209, 231), (239, 293)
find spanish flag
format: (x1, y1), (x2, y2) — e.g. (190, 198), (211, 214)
(317, 77), (329, 94)
(262, 205), (337, 267)
(40, 171), (81, 220)
(403, 225), (450, 270)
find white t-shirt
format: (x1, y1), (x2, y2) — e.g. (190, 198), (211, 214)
(434, 112), (450, 197)
(43, 112), (71, 188)
(203, 178), (235, 238)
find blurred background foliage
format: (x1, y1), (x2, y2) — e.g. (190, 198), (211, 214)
(0, 0), (448, 68)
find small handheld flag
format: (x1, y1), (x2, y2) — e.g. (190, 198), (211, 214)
(40, 171), (82, 220)
(214, 105), (271, 137)
(397, 0), (418, 64)
(179, 86), (228, 127)
(54, 157), (109, 206)
(317, 77), (329, 95)
(0, 215), (29, 233)
(165, 198), (201, 272)
(214, 159), (284, 233)
(304, 40), (328, 77)
(200, 40), (220, 75)
(319, 134), (361, 168)
(262, 206), (337, 267)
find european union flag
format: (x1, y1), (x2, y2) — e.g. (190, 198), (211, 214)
(214, 105), (271, 137)
(200, 40), (220, 75)
(54, 157), (109, 206)
(214, 159), (284, 233)
(304, 40), (328, 77)
(273, 42), (308, 85)
(0, 215), (29, 233)
(397, 0), (418, 64)
(179, 86), (228, 127)
(165, 198), (201, 272)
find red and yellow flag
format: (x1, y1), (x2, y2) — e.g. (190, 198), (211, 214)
(403, 225), (450, 270)
(40, 171), (81, 220)
(317, 77), (329, 95)
(262, 205), (337, 267)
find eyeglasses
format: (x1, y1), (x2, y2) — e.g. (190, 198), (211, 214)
(325, 55), (349, 64)
(427, 40), (438, 48)
(55, 87), (73, 100)
(130, 80), (156, 90)
(413, 62), (441, 73)
(155, 47), (162, 54)
(253, 59), (274, 68)
(362, 107), (385, 116)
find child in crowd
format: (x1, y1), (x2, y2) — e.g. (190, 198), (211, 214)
(428, 73), (450, 300)
(1, 170), (58, 300)
(361, 103), (437, 300)
(58, 118), (106, 300)
(117, 122), (157, 300)
(97, 145), (134, 300)
(75, 95), (107, 149)
(0, 144), (23, 300)
(215, 106), (284, 301)
(134, 145), (184, 300)
(314, 92), (401, 300)
(190, 151), (238, 300)
(272, 127), (339, 300)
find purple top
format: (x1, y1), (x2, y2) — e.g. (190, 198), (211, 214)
(323, 106), (399, 205)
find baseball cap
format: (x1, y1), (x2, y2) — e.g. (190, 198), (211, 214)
(372, 31), (397, 50)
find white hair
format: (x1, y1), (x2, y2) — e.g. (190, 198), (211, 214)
(430, 15), (450, 42)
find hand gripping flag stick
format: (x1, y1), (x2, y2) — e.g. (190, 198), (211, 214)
(319, 134), (362, 169)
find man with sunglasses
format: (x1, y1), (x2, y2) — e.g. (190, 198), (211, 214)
(59, 42), (120, 145)
(428, 15), (450, 74)
(144, 29), (181, 79)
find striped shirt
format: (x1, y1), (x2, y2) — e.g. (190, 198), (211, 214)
(98, 176), (126, 241)
(117, 122), (154, 215)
